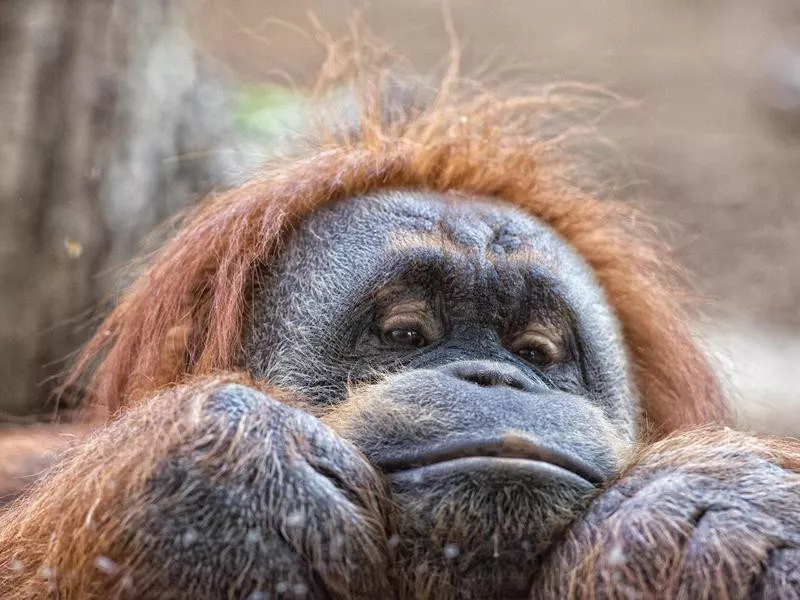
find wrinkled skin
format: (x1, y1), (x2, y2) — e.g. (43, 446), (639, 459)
(1, 191), (798, 600)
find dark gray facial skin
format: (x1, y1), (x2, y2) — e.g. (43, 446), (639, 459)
(244, 190), (638, 597)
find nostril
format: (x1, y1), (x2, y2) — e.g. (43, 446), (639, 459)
(464, 372), (525, 391)
(464, 372), (497, 388)
(501, 376), (527, 392)
(442, 361), (532, 392)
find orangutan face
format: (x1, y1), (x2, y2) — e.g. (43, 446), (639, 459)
(245, 190), (635, 596)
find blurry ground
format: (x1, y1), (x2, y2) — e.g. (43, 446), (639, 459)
(190, 0), (800, 433)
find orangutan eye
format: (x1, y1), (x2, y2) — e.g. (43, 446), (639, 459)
(378, 301), (436, 350)
(385, 328), (428, 348)
(516, 346), (554, 366)
(511, 332), (563, 367)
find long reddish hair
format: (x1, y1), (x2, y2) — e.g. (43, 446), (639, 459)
(63, 60), (730, 435)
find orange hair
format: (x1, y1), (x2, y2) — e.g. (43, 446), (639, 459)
(64, 69), (730, 435)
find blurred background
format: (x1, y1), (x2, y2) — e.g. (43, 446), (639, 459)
(1, 0), (798, 432)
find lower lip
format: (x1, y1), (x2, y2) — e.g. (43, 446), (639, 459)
(388, 456), (597, 489)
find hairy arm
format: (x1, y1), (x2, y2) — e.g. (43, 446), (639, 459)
(0, 378), (392, 599)
(532, 429), (800, 599)
(0, 423), (93, 507)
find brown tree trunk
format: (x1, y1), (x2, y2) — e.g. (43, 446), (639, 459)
(0, 0), (241, 415)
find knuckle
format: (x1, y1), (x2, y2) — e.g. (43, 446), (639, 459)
(200, 382), (273, 417)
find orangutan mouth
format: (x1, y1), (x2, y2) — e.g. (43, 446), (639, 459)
(375, 433), (605, 486)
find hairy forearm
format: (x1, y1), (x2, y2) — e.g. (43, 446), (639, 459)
(0, 423), (94, 507)
(0, 378), (393, 599)
(532, 429), (800, 599)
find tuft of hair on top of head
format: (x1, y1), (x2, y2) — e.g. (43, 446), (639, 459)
(61, 16), (730, 435)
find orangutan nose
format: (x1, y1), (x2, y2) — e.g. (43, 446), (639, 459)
(440, 360), (536, 393)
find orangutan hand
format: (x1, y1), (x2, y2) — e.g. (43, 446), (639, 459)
(0, 380), (393, 600)
(531, 429), (800, 599)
